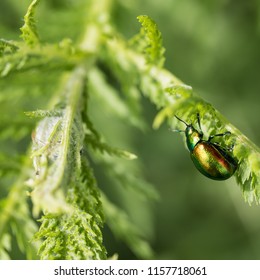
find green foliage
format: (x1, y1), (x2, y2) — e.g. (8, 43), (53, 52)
(34, 156), (106, 259)
(0, 174), (38, 259)
(136, 15), (165, 67)
(20, 0), (40, 46)
(0, 0), (156, 260)
(0, 39), (19, 55)
(101, 194), (154, 259)
(0, 0), (259, 260)
(153, 89), (260, 204)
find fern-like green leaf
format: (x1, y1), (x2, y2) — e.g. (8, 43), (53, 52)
(101, 194), (154, 259)
(35, 210), (106, 260)
(27, 65), (107, 259)
(0, 233), (11, 260)
(88, 67), (146, 130)
(24, 109), (62, 119)
(0, 39), (19, 56)
(34, 143), (107, 259)
(2, 0), (259, 261)
(0, 175), (38, 259)
(20, 0), (40, 46)
(137, 15), (165, 67)
(27, 66), (86, 214)
(102, 15), (260, 205)
(94, 154), (159, 200)
(0, 42), (84, 77)
(154, 88), (260, 205)
(86, 135), (137, 160)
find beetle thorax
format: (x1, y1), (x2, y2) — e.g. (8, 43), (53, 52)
(185, 126), (202, 151)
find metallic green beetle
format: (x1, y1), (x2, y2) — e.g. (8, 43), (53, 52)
(174, 113), (237, 180)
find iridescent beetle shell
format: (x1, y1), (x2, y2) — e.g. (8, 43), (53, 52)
(174, 114), (237, 180)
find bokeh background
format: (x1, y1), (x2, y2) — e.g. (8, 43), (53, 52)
(1, 0), (260, 259)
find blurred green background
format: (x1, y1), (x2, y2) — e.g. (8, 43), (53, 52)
(1, 0), (260, 259)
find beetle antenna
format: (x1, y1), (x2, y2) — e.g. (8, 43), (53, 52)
(170, 128), (185, 133)
(174, 115), (188, 126)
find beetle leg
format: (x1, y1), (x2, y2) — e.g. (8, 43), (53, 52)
(211, 141), (234, 153)
(208, 131), (231, 142)
(226, 143), (235, 152)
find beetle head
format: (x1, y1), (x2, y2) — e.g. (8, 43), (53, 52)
(174, 115), (203, 151)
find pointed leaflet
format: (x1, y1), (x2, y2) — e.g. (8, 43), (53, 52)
(137, 15), (165, 67)
(20, 0), (40, 46)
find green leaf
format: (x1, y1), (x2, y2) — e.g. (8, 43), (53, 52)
(88, 67), (146, 130)
(27, 66), (86, 215)
(95, 154), (159, 200)
(0, 42), (84, 77)
(24, 109), (62, 119)
(20, 0), (40, 46)
(0, 178), (39, 259)
(162, 98), (260, 205)
(104, 19), (260, 205)
(102, 194), (154, 259)
(0, 39), (19, 56)
(0, 234), (11, 260)
(27, 65), (107, 259)
(35, 209), (106, 260)
(137, 15), (165, 67)
(86, 135), (137, 160)
(2, 0), (259, 261)
(35, 142), (107, 259)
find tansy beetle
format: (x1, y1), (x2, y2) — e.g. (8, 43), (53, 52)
(174, 113), (237, 180)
